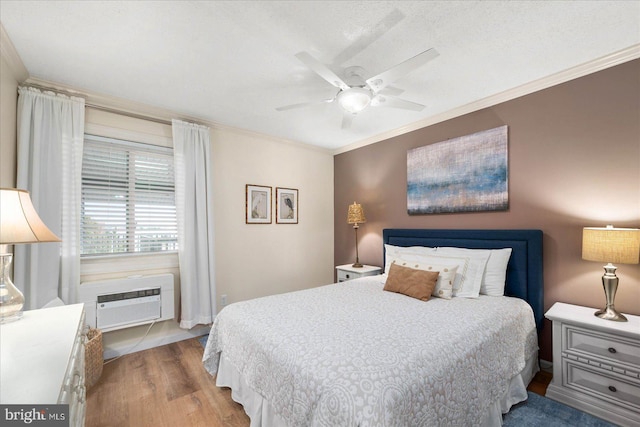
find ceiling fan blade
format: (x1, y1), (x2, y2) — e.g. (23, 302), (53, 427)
(295, 52), (350, 91)
(372, 95), (425, 112)
(366, 48), (439, 92)
(341, 113), (354, 130)
(377, 86), (404, 97)
(276, 98), (334, 111)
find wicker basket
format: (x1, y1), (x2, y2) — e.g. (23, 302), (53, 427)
(85, 328), (103, 389)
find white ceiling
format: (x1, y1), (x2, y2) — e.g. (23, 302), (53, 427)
(1, 1), (639, 151)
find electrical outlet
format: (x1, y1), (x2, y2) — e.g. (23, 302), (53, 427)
(221, 294), (227, 307)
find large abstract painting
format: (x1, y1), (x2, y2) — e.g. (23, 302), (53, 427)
(407, 125), (508, 214)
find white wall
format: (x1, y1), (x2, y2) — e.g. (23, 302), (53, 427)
(81, 108), (192, 357)
(1, 30), (335, 356)
(212, 126), (335, 309)
(82, 108), (335, 304)
(82, 110), (335, 356)
(1, 53), (18, 187)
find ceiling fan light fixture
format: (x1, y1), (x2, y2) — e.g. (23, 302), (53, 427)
(370, 95), (384, 107)
(337, 87), (372, 114)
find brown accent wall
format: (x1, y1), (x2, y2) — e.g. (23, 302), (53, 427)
(334, 59), (640, 362)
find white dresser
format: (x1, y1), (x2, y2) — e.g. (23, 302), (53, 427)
(545, 302), (640, 427)
(0, 304), (87, 426)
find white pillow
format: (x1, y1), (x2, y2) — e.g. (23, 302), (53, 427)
(436, 247), (512, 296)
(384, 244), (436, 273)
(417, 252), (489, 298)
(389, 257), (458, 300)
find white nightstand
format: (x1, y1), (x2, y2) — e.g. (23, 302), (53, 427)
(336, 264), (382, 282)
(545, 302), (640, 427)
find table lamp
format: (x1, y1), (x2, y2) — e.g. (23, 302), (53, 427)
(0, 188), (60, 323)
(582, 225), (640, 322)
(347, 202), (366, 268)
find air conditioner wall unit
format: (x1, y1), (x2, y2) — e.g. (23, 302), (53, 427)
(79, 274), (175, 332)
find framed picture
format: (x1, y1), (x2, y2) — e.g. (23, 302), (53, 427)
(276, 187), (298, 224)
(407, 125), (508, 214)
(246, 184), (272, 224)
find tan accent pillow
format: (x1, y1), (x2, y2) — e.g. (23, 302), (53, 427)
(390, 258), (458, 299)
(383, 263), (439, 301)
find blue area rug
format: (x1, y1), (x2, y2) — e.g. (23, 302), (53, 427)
(197, 336), (612, 426)
(504, 392), (615, 427)
(198, 334), (208, 348)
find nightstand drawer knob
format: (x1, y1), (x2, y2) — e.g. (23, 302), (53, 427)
(608, 347), (617, 354)
(345, 274), (350, 278)
(608, 385), (617, 393)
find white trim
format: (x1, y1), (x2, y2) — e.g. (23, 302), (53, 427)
(13, 38), (637, 156)
(0, 23), (29, 82)
(24, 77), (333, 155)
(333, 44), (640, 155)
(539, 359), (553, 373)
(81, 252), (179, 276)
(25, 76), (196, 124)
(102, 324), (210, 359)
(85, 133), (173, 154)
(84, 122), (173, 148)
(210, 121), (332, 155)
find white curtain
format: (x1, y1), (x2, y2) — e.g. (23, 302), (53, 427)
(172, 119), (216, 329)
(14, 87), (85, 309)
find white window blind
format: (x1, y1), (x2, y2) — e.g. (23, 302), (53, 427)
(81, 135), (178, 256)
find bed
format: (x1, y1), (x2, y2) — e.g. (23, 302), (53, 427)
(203, 228), (543, 426)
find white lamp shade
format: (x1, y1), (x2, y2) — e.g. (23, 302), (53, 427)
(0, 188), (60, 244)
(582, 226), (640, 265)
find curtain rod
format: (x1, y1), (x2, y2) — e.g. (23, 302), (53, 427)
(85, 103), (173, 126)
(20, 83), (86, 100)
(21, 83), (176, 127)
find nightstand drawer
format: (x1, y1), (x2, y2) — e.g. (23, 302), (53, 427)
(337, 269), (352, 282)
(335, 265), (382, 282)
(546, 303), (640, 426)
(565, 360), (640, 411)
(564, 324), (640, 373)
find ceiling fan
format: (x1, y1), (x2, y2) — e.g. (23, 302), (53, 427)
(276, 48), (439, 128)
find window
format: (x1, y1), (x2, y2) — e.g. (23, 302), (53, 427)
(81, 135), (178, 256)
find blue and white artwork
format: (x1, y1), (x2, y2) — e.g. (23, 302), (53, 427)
(407, 125), (508, 214)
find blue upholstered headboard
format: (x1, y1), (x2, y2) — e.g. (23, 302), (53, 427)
(382, 229), (544, 332)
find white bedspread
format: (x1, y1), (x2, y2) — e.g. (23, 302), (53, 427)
(203, 276), (538, 426)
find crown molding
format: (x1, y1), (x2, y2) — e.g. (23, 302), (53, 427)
(10, 15), (634, 159)
(334, 44), (640, 155)
(25, 76), (204, 124)
(23, 77), (332, 155)
(0, 22), (29, 82)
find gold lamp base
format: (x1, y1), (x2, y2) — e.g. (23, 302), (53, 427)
(347, 202), (367, 269)
(351, 223), (364, 268)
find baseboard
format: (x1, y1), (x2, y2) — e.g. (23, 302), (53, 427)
(103, 324), (210, 359)
(546, 384), (638, 427)
(539, 359), (553, 373)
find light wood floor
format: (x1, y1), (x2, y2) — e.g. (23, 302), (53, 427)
(86, 338), (249, 427)
(86, 337), (551, 427)
(527, 369), (552, 396)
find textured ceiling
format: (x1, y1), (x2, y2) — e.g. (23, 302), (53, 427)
(1, 1), (639, 150)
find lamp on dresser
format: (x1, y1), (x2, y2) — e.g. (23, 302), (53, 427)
(347, 201), (366, 268)
(0, 188), (60, 323)
(582, 225), (640, 322)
